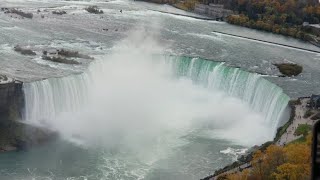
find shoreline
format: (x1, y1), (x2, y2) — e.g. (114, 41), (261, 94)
(211, 30), (320, 54)
(204, 96), (319, 180)
(150, 9), (216, 20)
(1, 2), (319, 178)
(142, 1), (320, 50)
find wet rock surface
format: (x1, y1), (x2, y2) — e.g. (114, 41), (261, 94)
(274, 63), (303, 77)
(0, 80), (23, 152)
(57, 49), (94, 60)
(14, 45), (36, 56)
(52, 10), (67, 15)
(41, 49), (94, 65)
(85, 6), (104, 14)
(42, 54), (81, 65)
(3, 8), (33, 19)
(0, 79), (57, 152)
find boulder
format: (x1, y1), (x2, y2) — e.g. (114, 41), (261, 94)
(5, 9), (33, 19)
(274, 63), (303, 77)
(14, 45), (36, 56)
(42, 54), (81, 65)
(52, 10), (67, 15)
(85, 6), (104, 14)
(57, 49), (94, 59)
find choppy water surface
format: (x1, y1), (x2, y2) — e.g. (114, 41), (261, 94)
(1, 0), (320, 97)
(0, 0), (319, 179)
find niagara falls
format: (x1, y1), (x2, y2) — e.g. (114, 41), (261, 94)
(0, 0), (320, 180)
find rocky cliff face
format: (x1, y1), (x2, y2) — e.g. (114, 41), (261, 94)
(0, 78), (55, 152)
(0, 79), (25, 151)
(0, 80), (24, 120)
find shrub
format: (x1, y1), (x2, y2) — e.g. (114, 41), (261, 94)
(294, 124), (312, 137)
(274, 102), (296, 142)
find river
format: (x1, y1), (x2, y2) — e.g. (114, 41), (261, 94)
(0, 0), (319, 179)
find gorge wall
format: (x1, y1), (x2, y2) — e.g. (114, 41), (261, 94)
(0, 79), (53, 152)
(0, 80), (25, 151)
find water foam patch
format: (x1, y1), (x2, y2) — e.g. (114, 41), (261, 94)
(23, 28), (290, 179)
(220, 147), (248, 161)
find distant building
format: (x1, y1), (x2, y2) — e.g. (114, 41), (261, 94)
(302, 23), (320, 37)
(309, 94), (320, 109)
(194, 3), (233, 19)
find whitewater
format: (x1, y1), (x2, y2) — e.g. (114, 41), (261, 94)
(2, 0), (319, 179)
(20, 29), (289, 179)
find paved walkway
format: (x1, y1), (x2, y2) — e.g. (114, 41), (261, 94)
(276, 98), (316, 146)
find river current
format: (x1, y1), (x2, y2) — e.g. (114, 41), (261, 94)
(0, 0), (320, 179)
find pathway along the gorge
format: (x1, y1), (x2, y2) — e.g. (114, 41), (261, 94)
(205, 97), (319, 180)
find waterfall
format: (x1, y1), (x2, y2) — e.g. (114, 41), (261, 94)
(23, 74), (90, 125)
(23, 55), (290, 143)
(165, 56), (290, 131)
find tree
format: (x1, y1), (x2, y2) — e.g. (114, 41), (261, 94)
(226, 169), (250, 180)
(221, 132), (312, 179)
(224, 0), (320, 42)
(251, 150), (266, 180)
(273, 163), (308, 180)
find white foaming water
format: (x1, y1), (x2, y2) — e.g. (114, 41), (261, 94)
(186, 33), (224, 42)
(220, 147), (248, 161)
(23, 29), (289, 178)
(167, 56), (290, 132)
(23, 29), (290, 146)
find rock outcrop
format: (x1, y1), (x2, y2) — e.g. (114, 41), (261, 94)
(274, 63), (303, 77)
(0, 76), (56, 152)
(3, 8), (33, 19)
(0, 78), (24, 151)
(85, 6), (104, 14)
(14, 45), (36, 56)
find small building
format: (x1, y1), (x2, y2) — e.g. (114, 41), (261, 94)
(302, 23), (320, 37)
(309, 94), (320, 109)
(194, 3), (233, 19)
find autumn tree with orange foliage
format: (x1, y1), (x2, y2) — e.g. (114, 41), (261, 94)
(224, 0), (320, 40)
(272, 137), (311, 180)
(224, 134), (312, 180)
(225, 169), (250, 180)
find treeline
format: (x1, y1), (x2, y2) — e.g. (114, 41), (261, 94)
(222, 0), (320, 40)
(174, 0), (200, 10)
(221, 134), (312, 180)
(139, 0), (199, 10)
(138, 0), (177, 4)
(227, 14), (311, 39)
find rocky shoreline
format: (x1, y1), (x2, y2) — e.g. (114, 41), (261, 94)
(203, 96), (320, 180)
